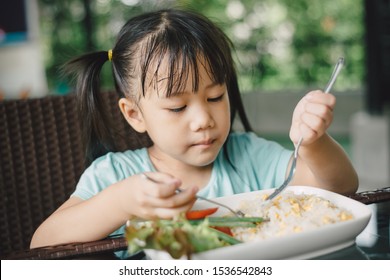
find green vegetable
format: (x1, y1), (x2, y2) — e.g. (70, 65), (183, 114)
(208, 227), (242, 245)
(125, 214), (266, 259)
(126, 217), (230, 259)
(189, 216), (266, 228)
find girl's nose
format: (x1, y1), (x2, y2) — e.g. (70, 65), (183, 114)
(189, 106), (215, 131)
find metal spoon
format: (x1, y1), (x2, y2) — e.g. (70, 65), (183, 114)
(266, 57), (345, 201)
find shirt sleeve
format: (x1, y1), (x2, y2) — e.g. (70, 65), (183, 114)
(71, 152), (128, 200)
(227, 132), (293, 189)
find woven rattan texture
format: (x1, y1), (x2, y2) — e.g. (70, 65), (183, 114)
(0, 92), (151, 257)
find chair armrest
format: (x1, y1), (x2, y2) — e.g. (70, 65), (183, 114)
(347, 187), (390, 204)
(3, 236), (128, 260)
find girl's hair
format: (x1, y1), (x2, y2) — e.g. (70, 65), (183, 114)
(63, 8), (252, 164)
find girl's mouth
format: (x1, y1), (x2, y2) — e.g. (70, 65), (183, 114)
(192, 138), (215, 147)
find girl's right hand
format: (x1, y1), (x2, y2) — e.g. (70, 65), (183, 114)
(118, 172), (198, 220)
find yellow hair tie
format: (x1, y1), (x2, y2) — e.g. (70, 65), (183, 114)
(108, 49), (113, 61)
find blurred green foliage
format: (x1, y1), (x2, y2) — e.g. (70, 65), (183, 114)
(38, 0), (364, 94)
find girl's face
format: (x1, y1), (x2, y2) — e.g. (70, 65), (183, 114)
(134, 59), (231, 170)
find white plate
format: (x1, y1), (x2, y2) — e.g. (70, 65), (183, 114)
(145, 186), (372, 260)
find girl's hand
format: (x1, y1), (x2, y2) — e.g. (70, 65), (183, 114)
(289, 90), (336, 145)
(118, 172), (198, 220)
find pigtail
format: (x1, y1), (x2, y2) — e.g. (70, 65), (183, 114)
(228, 70), (252, 132)
(62, 51), (115, 165)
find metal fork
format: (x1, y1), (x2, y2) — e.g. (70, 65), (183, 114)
(140, 173), (246, 217)
(267, 57), (345, 201)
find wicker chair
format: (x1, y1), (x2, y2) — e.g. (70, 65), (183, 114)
(0, 92), (151, 259)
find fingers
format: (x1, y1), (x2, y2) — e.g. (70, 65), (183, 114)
(303, 92), (335, 132)
(140, 172), (181, 198)
(142, 185), (198, 209)
(298, 122), (318, 142)
(145, 189), (198, 219)
(138, 204), (194, 220)
(305, 90), (336, 109)
(153, 204), (195, 220)
(301, 106), (333, 131)
(305, 102), (333, 123)
(290, 90), (336, 144)
(130, 172), (198, 220)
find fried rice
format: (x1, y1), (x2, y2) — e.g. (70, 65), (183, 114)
(231, 191), (354, 242)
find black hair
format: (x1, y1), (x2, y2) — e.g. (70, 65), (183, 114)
(63, 8), (252, 164)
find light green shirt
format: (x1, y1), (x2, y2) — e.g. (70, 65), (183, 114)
(72, 131), (292, 258)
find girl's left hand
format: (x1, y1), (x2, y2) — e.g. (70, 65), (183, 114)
(290, 90), (336, 145)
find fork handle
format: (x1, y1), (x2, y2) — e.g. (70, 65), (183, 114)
(293, 58), (344, 148)
(176, 189), (239, 215)
(324, 57), (344, 93)
(142, 173), (240, 216)
(194, 194), (238, 213)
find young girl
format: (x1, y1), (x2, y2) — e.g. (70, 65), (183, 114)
(30, 9), (358, 254)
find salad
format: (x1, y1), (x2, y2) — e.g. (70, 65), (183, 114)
(125, 207), (266, 259)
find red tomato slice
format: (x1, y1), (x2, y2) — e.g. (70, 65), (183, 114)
(211, 226), (233, 236)
(185, 207), (219, 220)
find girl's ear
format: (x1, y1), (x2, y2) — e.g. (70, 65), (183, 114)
(118, 98), (147, 133)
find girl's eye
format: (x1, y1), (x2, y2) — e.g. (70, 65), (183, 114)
(208, 93), (225, 102)
(168, 105), (186, 113)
